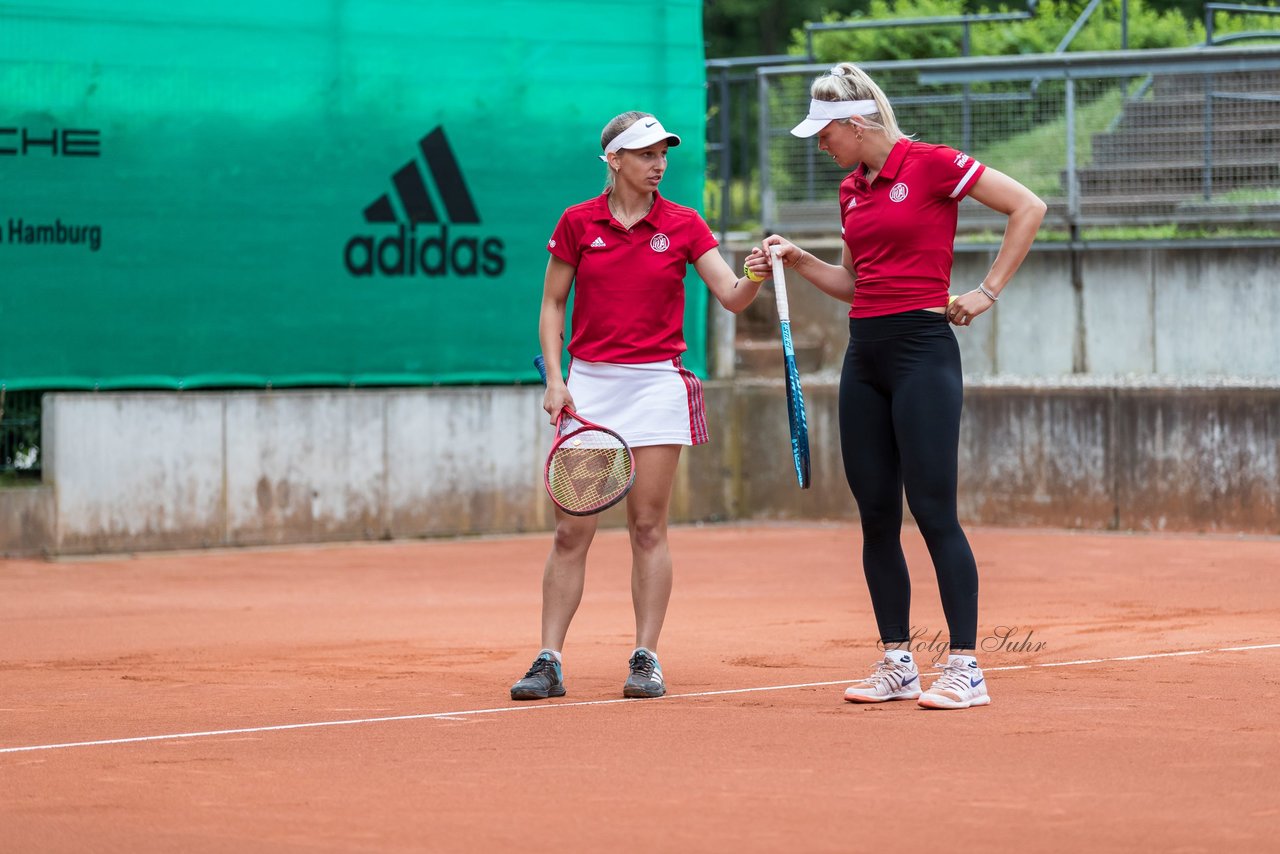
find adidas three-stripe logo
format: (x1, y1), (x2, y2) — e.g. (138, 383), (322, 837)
(343, 126), (506, 278)
(364, 127), (480, 225)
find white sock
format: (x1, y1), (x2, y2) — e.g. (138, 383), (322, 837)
(885, 649), (915, 667)
(539, 648), (562, 664)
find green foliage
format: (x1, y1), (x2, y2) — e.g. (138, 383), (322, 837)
(803, 0), (1206, 62)
(802, 0), (1280, 61)
(708, 0), (1280, 232)
(1205, 2), (1280, 44)
(1148, 0), (1206, 23)
(1216, 187), (1280, 203)
(704, 174), (763, 233)
(967, 84), (1127, 197)
(705, 0), (863, 58)
(705, 0), (1275, 59)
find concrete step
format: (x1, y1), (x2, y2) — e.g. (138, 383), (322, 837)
(958, 199), (1071, 231)
(1116, 96), (1280, 129)
(1092, 126), (1280, 164)
(1072, 161), (1280, 194)
(960, 194), (1280, 227)
(735, 338), (824, 377)
(1151, 69), (1280, 97)
(772, 200), (841, 236)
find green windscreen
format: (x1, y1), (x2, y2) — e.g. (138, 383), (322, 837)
(0, 0), (708, 390)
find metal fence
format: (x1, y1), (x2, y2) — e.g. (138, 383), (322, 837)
(758, 45), (1280, 238)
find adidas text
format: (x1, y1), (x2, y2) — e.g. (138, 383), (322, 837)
(344, 224), (505, 278)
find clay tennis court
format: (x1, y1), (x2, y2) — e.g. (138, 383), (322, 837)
(3, 523), (1278, 852)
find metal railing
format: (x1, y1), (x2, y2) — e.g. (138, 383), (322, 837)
(757, 45), (1280, 238)
(804, 7), (1044, 161)
(708, 2), (1280, 239)
(705, 2), (1045, 238)
(1206, 2), (1280, 44)
(804, 8), (1039, 59)
(706, 54), (796, 237)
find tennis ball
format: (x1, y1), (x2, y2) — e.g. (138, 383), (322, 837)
(948, 294), (957, 305)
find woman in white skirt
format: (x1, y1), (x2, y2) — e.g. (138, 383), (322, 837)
(511, 111), (769, 701)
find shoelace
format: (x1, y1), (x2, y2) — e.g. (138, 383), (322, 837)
(863, 659), (911, 689)
(629, 653), (656, 678)
(523, 656), (555, 679)
(928, 663), (973, 695)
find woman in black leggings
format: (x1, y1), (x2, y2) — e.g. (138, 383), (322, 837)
(744, 62), (1044, 710)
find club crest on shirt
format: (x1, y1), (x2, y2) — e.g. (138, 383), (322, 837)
(954, 152), (971, 168)
(650, 233), (670, 252)
(889, 183), (909, 202)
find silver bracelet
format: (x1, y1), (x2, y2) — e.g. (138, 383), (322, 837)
(977, 283), (999, 302)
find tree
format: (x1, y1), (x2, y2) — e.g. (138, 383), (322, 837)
(704, 0), (868, 58)
(703, 0), (1235, 61)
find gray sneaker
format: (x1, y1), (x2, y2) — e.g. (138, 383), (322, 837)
(623, 648), (666, 698)
(510, 652), (566, 701)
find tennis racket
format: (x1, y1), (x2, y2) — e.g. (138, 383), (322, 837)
(770, 248), (812, 489)
(533, 355), (636, 516)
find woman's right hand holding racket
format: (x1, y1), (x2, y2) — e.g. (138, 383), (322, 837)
(760, 235), (803, 272)
(542, 380), (575, 426)
(532, 354), (636, 516)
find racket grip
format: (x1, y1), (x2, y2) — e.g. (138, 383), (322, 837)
(533, 355), (548, 386)
(770, 248), (791, 320)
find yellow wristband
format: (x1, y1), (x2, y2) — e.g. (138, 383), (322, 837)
(743, 260), (765, 283)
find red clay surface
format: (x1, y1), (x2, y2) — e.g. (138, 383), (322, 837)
(3, 523), (1279, 853)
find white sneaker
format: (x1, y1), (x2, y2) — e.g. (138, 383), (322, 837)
(843, 651), (922, 703)
(918, 655), (991, 710)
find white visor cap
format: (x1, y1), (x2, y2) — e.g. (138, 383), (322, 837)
(599, 117), (682, 161)
(790, 98), (879, 138)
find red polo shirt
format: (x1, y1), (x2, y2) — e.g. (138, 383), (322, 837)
(840, 138), (985, 318)
(547, 191), (719, 363)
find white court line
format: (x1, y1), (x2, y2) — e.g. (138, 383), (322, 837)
(3, 642), (1278, 756)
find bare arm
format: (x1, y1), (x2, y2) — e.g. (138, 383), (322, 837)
(759, 235), (858, 305)
(965, 166), (1046, 298)
(537, 255), (577, 421)
(693, 248), (765, 314)
(944, 166), (1046, 326)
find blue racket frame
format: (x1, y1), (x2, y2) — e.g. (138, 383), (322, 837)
(770, 252), (812, 489)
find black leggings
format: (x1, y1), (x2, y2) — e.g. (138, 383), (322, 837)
(838, 310), (978, 650)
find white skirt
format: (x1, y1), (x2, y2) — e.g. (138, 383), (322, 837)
(560, 357), (708, 447)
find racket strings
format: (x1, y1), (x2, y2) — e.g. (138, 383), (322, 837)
(547, 432), (632, 513)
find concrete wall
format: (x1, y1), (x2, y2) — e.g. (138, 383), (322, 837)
(750, 243), (1280, 381)
(2, 380), (1275, 556)
(959, 385), (1280, 532)
(0, 485), (54, 554)
(4, 244), (1278, 555)
(32, 389), (554, 554)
